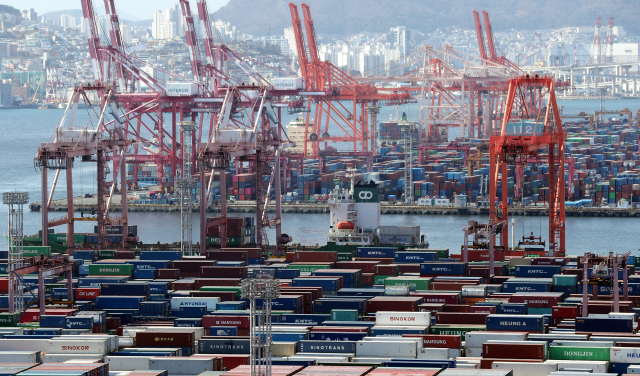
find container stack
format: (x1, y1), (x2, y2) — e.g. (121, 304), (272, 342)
(2, 246), (640, 374)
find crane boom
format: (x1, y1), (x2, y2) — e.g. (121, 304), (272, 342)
(473, 10), (488, 61)
(81, 0), (104, 81)
(482, 10), (498, 60)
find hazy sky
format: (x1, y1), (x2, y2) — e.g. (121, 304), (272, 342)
(3, 0), (230, 20)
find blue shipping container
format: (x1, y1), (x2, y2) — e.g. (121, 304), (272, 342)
(394, 252), (438, 263)
(420, 263), (466, 276)
(515, 265), (562, 278)
(308, 331), (367, 341)
(486, 314), (544, 332)
(357, 247), (397, 258)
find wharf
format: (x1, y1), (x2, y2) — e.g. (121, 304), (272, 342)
(30, 198), (640, 217)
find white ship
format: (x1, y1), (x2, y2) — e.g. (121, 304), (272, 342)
(325, 170), (427, 248)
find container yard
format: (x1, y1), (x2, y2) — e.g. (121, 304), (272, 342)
(4, 0), (640, 375)
(2, 247), (640, 375)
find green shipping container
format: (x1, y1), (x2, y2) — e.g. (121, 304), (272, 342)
(286, 264), (331, 273)
(48, 233), (67, 243)
(548, 346), (610, 361)
(528, 307), (552, 315)
(552, 274), (577, 286)
(331, 309), (358, 321)
(384, 277), (430, 291)
(21, 246), (52, 257)
(0, 313), (19, 327)
(88, 263), (134, 276)
(337, 253), (353, 261)
(374, 275), (394, 285)
(206, 236), (244, 246)
(429, 325), (486, 341)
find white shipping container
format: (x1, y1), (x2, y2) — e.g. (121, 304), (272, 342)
(166, 82), (198, 97)
(0, 328), (24, 335)
(356, 340), (417, 358)
(375, 311), (431, 326)
(0, 339), (48, 352)
(608, 312), (636, 321)
(122, 327), (147, 337)
(492, 361), (557, 375)
(54, 335), (117, 353)
(610, 346), (640, 363)
(0, 351), (40, 363)
(142, 326), (205, 341)
(106, 356), (151, 371)
(170, 297), (219, 311)
(362, 336), (422, 346)
(627, 365), (640, 374)
(46, 339), (109, 354)
(272, 78), (304, 90)
(548, 360), (609, 373)
(465, 332), (528, 348)
(44, 353), (104, 363)
(417, 347), (449, 359)
(288, 355), (351, 362)
(591, 335), (640, 344)
(464, 347), (483, 357)
(149, 357), (215, 374)
(552, 340), (613, 348)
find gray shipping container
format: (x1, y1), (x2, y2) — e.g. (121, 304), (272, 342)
(106, 356), (151, 371)
(149, 357), (215, 374)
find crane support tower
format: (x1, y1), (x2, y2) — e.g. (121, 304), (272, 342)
(489, 75), (566, 257)
(3, 191), (29, 313)
(398, 113), (417, 204)
(241, 271), (280, 376)
(176, 121), (198, 256)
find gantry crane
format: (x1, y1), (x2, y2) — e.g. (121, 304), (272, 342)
(289, 2), (413, 160)
(489, 75), (566, 257)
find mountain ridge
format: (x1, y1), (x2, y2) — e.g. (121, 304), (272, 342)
(210, 0), (640, 37)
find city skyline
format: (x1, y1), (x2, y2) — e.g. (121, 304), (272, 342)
(0, 0), (230, 20)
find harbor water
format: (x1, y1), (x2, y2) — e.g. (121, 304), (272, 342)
(1, 101), (639, 253)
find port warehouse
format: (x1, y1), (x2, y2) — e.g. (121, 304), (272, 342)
(4, 246), (640, 374)
(120, 119), (640, 208)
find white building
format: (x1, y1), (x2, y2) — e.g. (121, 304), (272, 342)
(120, 22), (132, 45)
(152, 4), (183, 40)
(60, 14), (76, 29)
(612, 43), (639, 63)
(284, 27), (297, 56)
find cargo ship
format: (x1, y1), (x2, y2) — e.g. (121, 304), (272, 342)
(319, 170), (427, 254)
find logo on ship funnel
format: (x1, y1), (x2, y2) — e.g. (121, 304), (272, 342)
(359, 191), (373, 200)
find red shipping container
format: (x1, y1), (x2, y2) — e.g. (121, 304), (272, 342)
(375, 264), (399, 276)
(362, 273), (374, 286)
(398, 264), (421, 274)
(466, 250), (505, 262)
(403, 334), (461, 349)
(417, 303), (445, 314)
(286, 252), (338, 263)
(156, 269), (180, 279)
(194, 279), (242, 289)
(483, 343), (545, 360)
(200, 266), (247, 278)
(336, 261), (379, 273)
(443, 305), (471, 313)
(410, 292), (459, 305)
(354, 257), (394, 264)
(0, 278), (8, 293)
(310, 326), (369, 333)
(136, 331), (195, 347)
(366, 297), (422, 313)
(509, 294), (562, 308)
(435, 312), (488, 325)
(470, 305), (496, 314)
(114, 251), (135, 259)
(190, 291), (238, 301)
(172, 281), (195, 291)
(105, 316), (121, 330)
(75, 288), (100, 300)
(206, 251), (248, 262)
(202, 315), (250, 329)
(480, 358), (543, 369)
(552, 306), (578, 318)
(222, 248), (261, 258)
